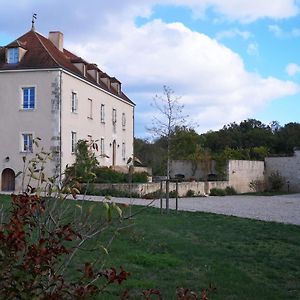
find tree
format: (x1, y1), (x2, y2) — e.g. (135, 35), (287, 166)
(65, 139), (99, 183)
(148, 86), (188, 179)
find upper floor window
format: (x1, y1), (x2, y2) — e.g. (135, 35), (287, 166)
(122, 113), (126, 130)
(71, 91), (78, 113)
(112, 108), (117, 124)
(100, 104), (105, 123)
(22, 87), (35, 110)
(71, 131), (77, 153)
(88, 98), (93, 119)
(22, 133), (33, 152)
(8, 48), (19, 64)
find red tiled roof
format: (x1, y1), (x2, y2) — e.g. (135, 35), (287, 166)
(0, 30), (133, 105)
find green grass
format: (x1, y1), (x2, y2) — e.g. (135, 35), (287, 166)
(1, 194), (300, 299)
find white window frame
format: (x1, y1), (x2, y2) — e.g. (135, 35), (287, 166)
(112, 108), (117, 124)
(71, 91), (78, 113)
(21, 132), (34, 153)
(88, 98), (93, 119)
(100, 138), (105, 156)
(122, 112), (126, 130)
(21, 87), (36, 110)
(8, 48), (19, 64)
(71, 131), (77, 154)
(100, 104), (105, 123)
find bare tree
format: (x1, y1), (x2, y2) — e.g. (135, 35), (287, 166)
(149, 86), (188, 179)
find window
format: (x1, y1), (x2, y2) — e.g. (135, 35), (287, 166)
(8, 48), (19, 64)
(71, 131), (77, 153)
(88, 98), (93, 119)
(122, 142), (126, 160)
(112, 108), (117, 124)
(22, 87), (35, 110)
(100, 138), (105, 156)
(100, 104), (105, 123)
(71, 91), (78, 113)
(122, 113), (126, 130)
(22, 133), (33, 152)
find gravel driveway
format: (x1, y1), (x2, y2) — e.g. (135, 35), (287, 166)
(82, 193), (300, 226)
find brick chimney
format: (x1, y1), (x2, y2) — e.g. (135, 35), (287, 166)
(48, 31), (64, 52)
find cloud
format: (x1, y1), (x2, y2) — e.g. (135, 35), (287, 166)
(247, 42), (259, 56)
(0, 1), (299, 136)
(286, 63), (300, 76)
(66, 19), (299, 135)
(215, 28), (252, 40)
(269, 24), (300, 38)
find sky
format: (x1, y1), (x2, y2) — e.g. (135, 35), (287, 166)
(0, 0), (300, 138)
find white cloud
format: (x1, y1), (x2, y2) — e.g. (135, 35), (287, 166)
(286, 63), (300, 76)
(247, 42), (259, 56)
(216, 28), (252, 40)
(67, 19), (299, 135)
(0, 1), (299, 136)
(269, 24), (300, 38)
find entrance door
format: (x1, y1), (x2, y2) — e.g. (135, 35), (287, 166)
(112, 140), (116, 166)
(1, 168), (15, 191)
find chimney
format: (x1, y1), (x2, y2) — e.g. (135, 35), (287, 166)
(49, 31), (64, 52)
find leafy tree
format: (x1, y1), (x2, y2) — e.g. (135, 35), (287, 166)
(66, 139), (99, 183)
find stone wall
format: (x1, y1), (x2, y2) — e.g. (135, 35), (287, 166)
(265, 150), (300, 192)
(228, 160), (265, 193)
(93, 181), (229, 197)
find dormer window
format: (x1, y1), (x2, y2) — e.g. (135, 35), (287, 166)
(8, 48), (19, 64)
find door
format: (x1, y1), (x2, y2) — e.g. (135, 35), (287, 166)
(1, 168), (15, 191)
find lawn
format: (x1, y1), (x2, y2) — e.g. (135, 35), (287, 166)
(1, 194), (300, 299)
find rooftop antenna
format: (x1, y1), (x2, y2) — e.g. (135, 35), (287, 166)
(31, 13), (37, 31)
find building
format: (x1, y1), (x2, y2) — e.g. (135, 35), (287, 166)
(0, 25), (135, 191)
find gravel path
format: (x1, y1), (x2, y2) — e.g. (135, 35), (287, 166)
(80, 193), (300, 226)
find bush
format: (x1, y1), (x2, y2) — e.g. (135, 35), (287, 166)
(131, 172), (149, 183)
(210, 188), (226, 196)
(225, 186), (237, 195)
(186, 189), (195, 197)
(268, 171), (285, 191)
(94, 167), (126, 183)
(169, 190), (178, 198)
(249, 179), (266, 192)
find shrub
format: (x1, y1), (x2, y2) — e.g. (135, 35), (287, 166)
(169, 190), (178, 198)
(249, 179), (266, 192)
(186, 189), (195, 197)
(131, 172), (149, 183)
(210, 188), (226, 196)
(94, 167), (126, 183)
(268, 171), (285, 191)
(225, 186), (237, 195)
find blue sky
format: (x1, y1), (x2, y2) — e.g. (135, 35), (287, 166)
(0, 0), (300, 137)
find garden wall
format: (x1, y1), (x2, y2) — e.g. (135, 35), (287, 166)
(228, 160), (265, 193)
(93, 181), (229, 197)
(265, 150), (300, 192)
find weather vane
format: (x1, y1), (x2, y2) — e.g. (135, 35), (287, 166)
(31, 13), (37, 31)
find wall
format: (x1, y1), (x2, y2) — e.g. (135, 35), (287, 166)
(93, 181), (229, 197)
(171, 159), (265, 193)
(265, 150), (300, 192)
(61, 71), (134, 172)
(0, 69), (59, 191)
(170, 160), (215, 180)
(228, 160), (265, 193)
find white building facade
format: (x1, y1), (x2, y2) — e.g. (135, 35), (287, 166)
(0, 28), (134, 191)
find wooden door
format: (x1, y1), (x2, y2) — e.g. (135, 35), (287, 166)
(1, 168), (15, 191)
